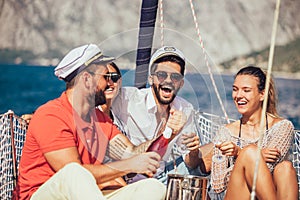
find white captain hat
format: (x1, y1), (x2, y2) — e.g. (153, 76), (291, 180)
(55, 44), (114, 82)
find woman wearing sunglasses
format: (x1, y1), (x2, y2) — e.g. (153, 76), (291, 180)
(100, 62), (122, 120)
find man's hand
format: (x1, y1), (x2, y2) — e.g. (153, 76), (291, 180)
(126, 152), (161, 177)
(181, 132), (200, 152)
(167, 108), (187, 135)
(21, 113), (33, 124)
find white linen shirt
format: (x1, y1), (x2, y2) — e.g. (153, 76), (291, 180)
(111, 86), (196, 162)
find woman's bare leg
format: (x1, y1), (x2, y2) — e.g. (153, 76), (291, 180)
(273, 160), (298, 200)
(224, 145), (276, 200)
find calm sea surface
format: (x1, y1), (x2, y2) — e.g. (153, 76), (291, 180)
(0, 64), (299, 129)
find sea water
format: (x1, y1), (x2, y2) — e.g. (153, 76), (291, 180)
(0, 64), (299, 129)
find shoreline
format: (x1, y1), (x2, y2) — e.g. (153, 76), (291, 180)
(2, 63), (300, 80)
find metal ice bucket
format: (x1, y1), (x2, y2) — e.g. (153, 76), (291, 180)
(166, 174), (208, 200)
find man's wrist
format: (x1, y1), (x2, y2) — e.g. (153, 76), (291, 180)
(187, 148), (200, 158)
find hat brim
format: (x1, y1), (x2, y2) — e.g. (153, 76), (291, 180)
(64, 55), (115, 82)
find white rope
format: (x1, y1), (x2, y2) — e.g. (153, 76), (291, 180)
(158, 0), (164, 47)
(250, 0), (281, 198)
(188, 0), (230, 124)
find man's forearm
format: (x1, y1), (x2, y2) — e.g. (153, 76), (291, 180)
(198, 143), (213, 173)
(133, 140), (153, 154)
(185, 143), (213, 173)
(83, 160), (133, 184)
(107, 134), (137, 160)
(107, 133), (155, 160)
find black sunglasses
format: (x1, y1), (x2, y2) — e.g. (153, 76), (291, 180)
(104, 72), (121, 83)
(89, 72), (121, 83)
(152, 71), (183, 82)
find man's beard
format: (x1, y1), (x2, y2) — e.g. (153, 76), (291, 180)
(152, 83), (179, 105)
(94, 89), (106, 106)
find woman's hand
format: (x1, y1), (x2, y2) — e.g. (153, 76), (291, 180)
(216, 141), (241, 157)
(261, 148), (280, 163)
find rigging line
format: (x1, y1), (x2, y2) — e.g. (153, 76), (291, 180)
(250, 0), (281, 199)
(188, 0), (230, 124)
(158, 0), (164, 47)
(8, 111), (18, 188)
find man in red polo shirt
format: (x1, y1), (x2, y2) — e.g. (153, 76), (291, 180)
(17, 44), (166, 200)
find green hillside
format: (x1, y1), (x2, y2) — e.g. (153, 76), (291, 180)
(222, 37), (300, 73)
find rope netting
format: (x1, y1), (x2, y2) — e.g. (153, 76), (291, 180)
(292, 129), (300, 193)
(0, 111), (27, 200)
(194, 111), (233, 145)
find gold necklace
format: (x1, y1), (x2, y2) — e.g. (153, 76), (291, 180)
(239, 114), (268, 141)
(246, 125), (257, 139)
(245, 120), (260, 126)
(240, 119), (260, 140)
(242, 117), (261, 127)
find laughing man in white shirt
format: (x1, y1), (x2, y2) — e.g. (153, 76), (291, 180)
(112, 46), (210, 184)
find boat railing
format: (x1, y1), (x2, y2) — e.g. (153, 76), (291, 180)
(0, 110), (299, 199)
(0, 110), (27, 200)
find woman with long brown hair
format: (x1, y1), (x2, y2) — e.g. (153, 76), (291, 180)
(211, 65), (298, 199)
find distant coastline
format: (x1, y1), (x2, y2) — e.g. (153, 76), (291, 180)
(2, 63), (300, 80)
(1, 64), (299, 129)
(1, 37), (300, 79)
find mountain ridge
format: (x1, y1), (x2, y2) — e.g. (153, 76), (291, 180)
(0, 0), (299, 75)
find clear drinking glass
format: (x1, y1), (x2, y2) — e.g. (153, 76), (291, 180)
(178, 131), (194, 153)
(212, 127), (230, 163)
(211, 126), (230, 196)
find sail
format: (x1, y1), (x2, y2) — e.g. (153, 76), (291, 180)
(135, 0), (158, 89)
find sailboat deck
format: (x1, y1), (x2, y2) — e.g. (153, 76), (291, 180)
(1, 110), (299, 199)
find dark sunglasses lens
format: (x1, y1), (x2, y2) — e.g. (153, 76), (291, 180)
(171, 73), (183, 81)
(156, 71), (168, 81)
(110, 74), (120, 82)
(104, 74), (110, 81)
